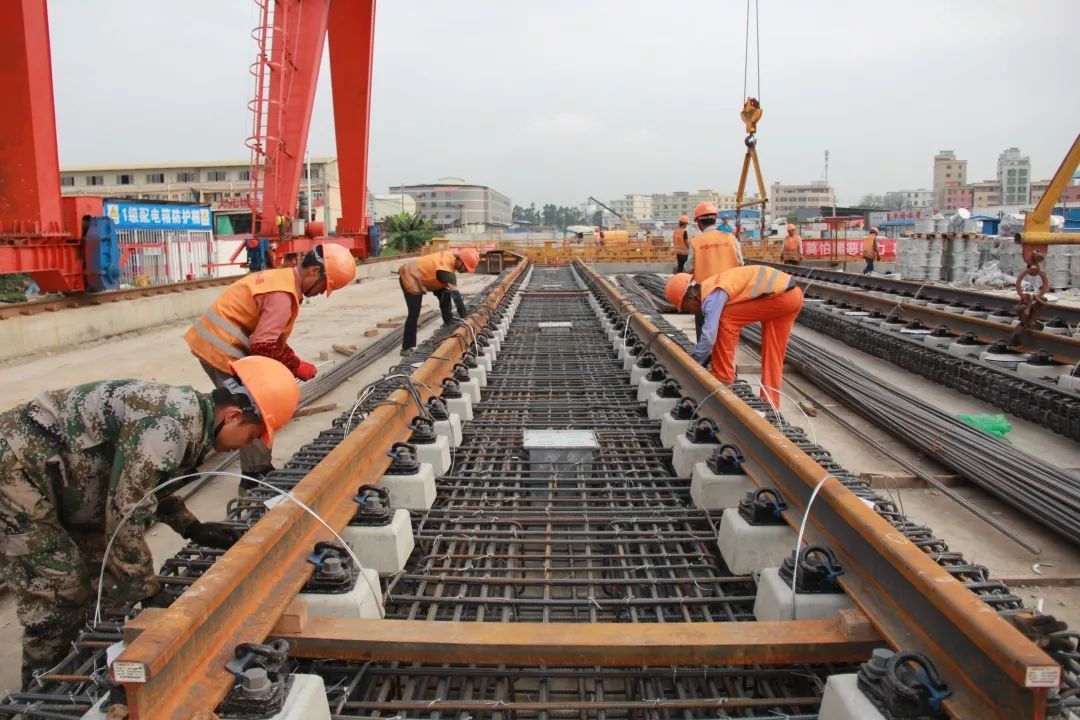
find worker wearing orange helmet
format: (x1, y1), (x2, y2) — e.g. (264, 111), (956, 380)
(781, 223), (803, 264)
(665, 265), (803, 408)
(184, 242), (355, 480)
(398, 248), (481, 355)
(863, 227), (881, 274)
(672, 215), (690, 273)
(684, 201), (743, 339)
(0, 356), (300, 684)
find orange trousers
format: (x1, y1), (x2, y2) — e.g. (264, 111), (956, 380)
(709, 287), (804, 408)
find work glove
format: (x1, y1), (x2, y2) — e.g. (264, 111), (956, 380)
(184, 521), (244, 550)
(294, 360), (317, 381)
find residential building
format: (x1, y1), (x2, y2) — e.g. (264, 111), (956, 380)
(932, 150), (967, 211)
(997, 147), (1031, 205)
(609, 194), (653, 221)
(650, 190), (737, 222)
(943, 185), (974, 212)
(1030, 180), (1080, 206)
(969, 180), (1000, 209)
(371, 192), (417, 221)
(60, 158), (343, 230)
(769, 181), (835, 217)
(389, 177), (512, 232)
(884, 189), (932, 211)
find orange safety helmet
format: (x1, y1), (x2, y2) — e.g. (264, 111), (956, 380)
(693, 202), (718, 221)
(228, 356), (301, 447)
(869, 226), (879, 234)
(456, 248), (481, 272)
(787, 223), (796, 231)
(664, 273), (694, 312)
(317, 243), (356, 296)
(678, 215), (690, 225)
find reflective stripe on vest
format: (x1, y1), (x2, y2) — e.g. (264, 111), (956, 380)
(701, 265), (793, 306)
(400, 251), (457, 294)
(192, 316), (246, 360)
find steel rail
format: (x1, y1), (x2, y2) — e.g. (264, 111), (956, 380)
(0, 252), (417, 321)
(789, 277), (1080, 364)
(575, 259), (1058, 720)
(756, 259), (1080, 328)
(271, 616), (879, 665)
(114, 261), (527, 719)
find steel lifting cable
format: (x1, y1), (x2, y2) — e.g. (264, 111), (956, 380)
(742, 0), (761, 103)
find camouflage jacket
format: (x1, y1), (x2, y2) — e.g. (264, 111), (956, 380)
(0, 380), (215, 598)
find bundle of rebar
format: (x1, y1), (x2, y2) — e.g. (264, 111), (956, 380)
(743, 325), (1080, 546)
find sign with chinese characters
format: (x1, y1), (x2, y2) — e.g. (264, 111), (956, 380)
(104, 201), (212, 230)
(802, 238), (896, 260)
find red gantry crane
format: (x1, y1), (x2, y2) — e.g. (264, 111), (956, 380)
(0, 0), (377, 293)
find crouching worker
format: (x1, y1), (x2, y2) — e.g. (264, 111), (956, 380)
(398, 248), (481, 354)
(665, 265), (803, 408)
(0, 356), (299, 686)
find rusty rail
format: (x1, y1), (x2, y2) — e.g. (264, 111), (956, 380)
(114, 260), (526, 719)
(575, 260), (1058, 720)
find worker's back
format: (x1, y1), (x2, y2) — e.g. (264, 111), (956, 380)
(185, 269), (301, 372)
(672, 226), (689, 253)
(0, 380), (212, 527)
(399, 251), (457, 294)
(691, 230), (742, 282)
(701, 264), (793, 305)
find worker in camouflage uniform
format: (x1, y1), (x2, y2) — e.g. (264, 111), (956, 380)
(0, 356), (300, 687)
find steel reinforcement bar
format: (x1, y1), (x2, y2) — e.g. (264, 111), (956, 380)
(573, 260), (1058, 720)
(113, 260), (528, 719)
(757, 259), (1080, 329)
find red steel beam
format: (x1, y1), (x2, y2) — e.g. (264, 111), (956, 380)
(327, 0), (377, 242)
(0, 0), (64, 236)
(116, 261), (526, 719)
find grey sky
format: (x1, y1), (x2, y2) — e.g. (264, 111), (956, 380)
(50, 1), (1078, 207)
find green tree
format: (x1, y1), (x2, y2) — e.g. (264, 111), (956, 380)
(541, 204), (558, 227)
(383, 211), (437, 253)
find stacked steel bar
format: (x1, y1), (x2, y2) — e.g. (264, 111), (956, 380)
(740, 324), (1080, 546)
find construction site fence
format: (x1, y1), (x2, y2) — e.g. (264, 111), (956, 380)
(118, 228), (216, 286)
(430, 235), (896, 265)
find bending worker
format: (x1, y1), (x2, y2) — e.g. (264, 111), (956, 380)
(398, 248), (481, 354)
(665, 265), (803, 409)
(0, 356), (300, 685)
(685, 202), (743, 339)
(781, 223), (803, 264)
(185, 243), (355, 481)
(672, 215), (690, 273)
(863, 226), (880, 274)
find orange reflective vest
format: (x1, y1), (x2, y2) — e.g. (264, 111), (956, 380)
(782, 233), (802, 259)
(399, 251), (457, 295)
(701, 265), (793, 306)
(690, 230), (741, 283)
(863, 235), (879, 260)
(672, 225), (689, 253)
(184, 268), (301, 373)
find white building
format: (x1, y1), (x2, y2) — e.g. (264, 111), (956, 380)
(650, 190), (737, 221)
(997, 147), (1031, 206)
(769, 181), (835, 216)
(371, 192), (417, 221)
(389, 178), (512, 232)
(60, 158), (342, 232)
(884, 189), (932, 211)
(609, 194), (653, 221)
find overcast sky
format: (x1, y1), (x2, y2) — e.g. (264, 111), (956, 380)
(50, 1), (1078, 206)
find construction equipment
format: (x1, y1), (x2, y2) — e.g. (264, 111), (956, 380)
(587, 196), (641, 238)
(1014, 132), (1080, 328)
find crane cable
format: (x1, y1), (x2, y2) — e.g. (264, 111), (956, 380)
(742, 0), (761, 103)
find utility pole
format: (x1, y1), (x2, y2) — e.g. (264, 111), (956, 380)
(826, 149), (835, 218)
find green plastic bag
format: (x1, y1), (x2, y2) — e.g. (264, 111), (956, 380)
(956, 413), (1012, 438)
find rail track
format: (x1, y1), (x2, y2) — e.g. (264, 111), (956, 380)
(0, 260), (1072, 720)
(0, 253), (417, 321)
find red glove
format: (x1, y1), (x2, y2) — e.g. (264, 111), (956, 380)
(294, 360), (317, 381)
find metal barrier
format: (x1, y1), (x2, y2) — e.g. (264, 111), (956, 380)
(117, 228), (215, 285)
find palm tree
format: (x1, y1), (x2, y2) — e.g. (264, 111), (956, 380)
(383, 212), (437, 253)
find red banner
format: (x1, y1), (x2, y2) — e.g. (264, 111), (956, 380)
(802, 238), (895, 260)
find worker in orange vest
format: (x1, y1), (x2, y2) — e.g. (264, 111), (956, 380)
(184, 243), (356, 480)
(685, 202), (743, 339)
(672, 215), (690, 273)
(863, 226), (880, 274)
(399, 248), (481, 354)
(665, 265), (803, 408)
(781, 223), (803, 264)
